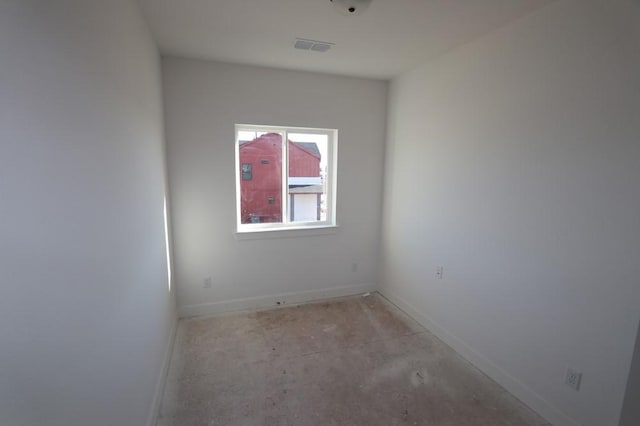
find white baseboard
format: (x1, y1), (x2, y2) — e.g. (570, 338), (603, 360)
(178, 283), (377, 318)
(145, 315), (179, 426)
(378, 287), (578, 426)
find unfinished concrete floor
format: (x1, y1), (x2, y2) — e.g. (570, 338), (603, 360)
(158, 293), (550, 426)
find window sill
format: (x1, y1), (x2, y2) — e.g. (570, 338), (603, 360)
(234, 224), (339, 240)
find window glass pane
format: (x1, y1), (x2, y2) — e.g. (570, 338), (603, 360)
(287, 133), (329, 223)
(238, 132), (283, 224)
(241, 163), (252, 180)
(238, 130), (257, 141)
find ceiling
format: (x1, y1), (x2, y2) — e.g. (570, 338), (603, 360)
(138, 0), (555, 80)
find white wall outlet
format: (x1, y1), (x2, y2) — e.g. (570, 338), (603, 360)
(203, 277), (212, 289)
(565, 367), (582, 391)
(436, 266), (444, 279)
(351, 262), (358, 273)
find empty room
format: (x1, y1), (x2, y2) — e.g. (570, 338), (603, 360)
(1, 0), (639, 425)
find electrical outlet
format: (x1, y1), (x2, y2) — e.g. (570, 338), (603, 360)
(436, 266), (444, 279)
(351, 262), (358, 273)
(565, 367), (582, 391)
(203, 277), (212, 289)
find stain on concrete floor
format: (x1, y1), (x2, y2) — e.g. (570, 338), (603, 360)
(158, 293), (551, 426)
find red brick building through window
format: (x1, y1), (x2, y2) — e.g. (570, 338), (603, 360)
(239, 133), (323, 224)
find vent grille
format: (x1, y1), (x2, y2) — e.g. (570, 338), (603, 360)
(294, 39), (314, 50)
(294, 38), (334, 52)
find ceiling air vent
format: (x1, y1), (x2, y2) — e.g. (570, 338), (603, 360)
(294, 38), (334, 53)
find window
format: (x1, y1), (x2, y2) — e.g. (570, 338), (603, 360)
(241, 163), (252, 180)
(235, 124), (337, 232)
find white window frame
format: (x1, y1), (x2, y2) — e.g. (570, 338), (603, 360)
(235, 124), (338, 234)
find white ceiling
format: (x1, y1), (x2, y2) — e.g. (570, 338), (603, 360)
(138, 0), (555, 79)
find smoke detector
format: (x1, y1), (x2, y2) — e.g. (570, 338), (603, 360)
(330, 0), (373, 16)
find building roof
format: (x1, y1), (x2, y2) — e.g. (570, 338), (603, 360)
(293, 142), (321, 158)
(289, 177), (322, 186)
(289, 185), (323, 194)
(240, 137), (321, 159)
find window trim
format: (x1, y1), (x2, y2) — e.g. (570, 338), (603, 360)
(235, 124), (338, 233)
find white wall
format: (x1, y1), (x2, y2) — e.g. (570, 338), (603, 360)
(380, 1), (640, 425)
(162, 58), (387, 316)
(0, 1), (176, 425)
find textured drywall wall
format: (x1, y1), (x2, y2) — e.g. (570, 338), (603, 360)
(620, 320), (640, 426)
(380, 1), (640, 425)
(0, 1), (176, 425)
(162, 58), (387, 316)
